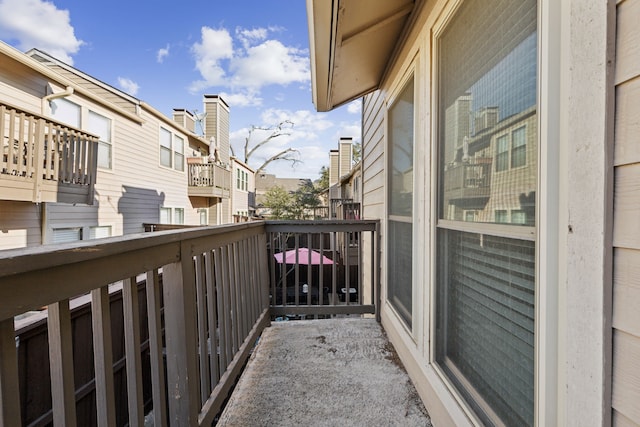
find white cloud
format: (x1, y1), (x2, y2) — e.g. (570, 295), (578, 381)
(188, 27), (233, 93)
(219, 90), (262, 108)
(157, 44), (170, 63)
(118, 77), (139, 96)
(347, 100), (362, 115)
(230, 40), (308, 89)
(0, 0), (83, 64)
(189, 26), (310, 101)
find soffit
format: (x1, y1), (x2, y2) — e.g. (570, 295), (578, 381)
(307, 0), (415, 112)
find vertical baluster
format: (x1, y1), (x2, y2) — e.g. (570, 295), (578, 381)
(48, 299), (77, 427)
(295, 234), (300, 306)
(0, 318), (21, 427)
(69, 131), (77, 184)
(332, 232), (337, 308)
(91, 286), (116, 427)
(8, 109), (15, 173)
(319, 232), (325, 306)
(26, 117), (34, 178)
(78, 133), (86, 185)
(123, 277), (144, 426)
(44, 125), (53, 179)
(145, 270), (167, 427)
(204, 251), (220, 385)
(0, 105), (6, 173)
(162, 250), (200, 425)
(307, 232), (312, 308)
(222, 246), (233, 367)
(17, 113), (25, 176)
(345, 230), (350, 306)
(259, 232), (271, 309)
(195, 254), (210, 403)
(227, 244), (239, 353)
(50, 125), (59, 181)
(213, 247), (228, 374)
(60, 129), (68, 182)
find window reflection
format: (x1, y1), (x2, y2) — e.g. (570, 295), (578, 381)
(440, 33), (537, 227)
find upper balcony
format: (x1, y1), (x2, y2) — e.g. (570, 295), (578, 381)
(1, 102), (98, 205)
(187, 158), (231, 199)
(443, 159), (492, 209)
(0, 219), (405, 426)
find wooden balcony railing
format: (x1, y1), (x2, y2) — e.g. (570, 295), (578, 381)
(0, 219), (379, 426)
(187, 162), (231, 198)
(443, 160), (492, 207)
(0, 102), (98, 204)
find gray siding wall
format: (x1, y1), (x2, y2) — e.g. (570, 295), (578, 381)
(612, 0), (640, 424)
(0, 202), (41, 250)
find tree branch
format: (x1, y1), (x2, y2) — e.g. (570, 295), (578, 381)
(255, 148), (301, 175)
(245, 120), (294, 163)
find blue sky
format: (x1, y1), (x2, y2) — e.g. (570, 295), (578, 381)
(0, 0), (361, 179)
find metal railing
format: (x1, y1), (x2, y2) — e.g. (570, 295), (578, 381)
(0, 219), (379, 426)
(0, 102), (99, 204)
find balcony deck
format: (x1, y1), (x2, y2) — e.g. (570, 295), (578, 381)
(217, 318), (431, 426)
(0, 219), (428, 426)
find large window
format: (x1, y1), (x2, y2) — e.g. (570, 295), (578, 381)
(50, 98), (80, 127)
(237, 169), (248, 191)
(387, 77), (414, 328)
(88, 111), (112, 169)
(435, 0), (537, 425)
(160, 128), (185, 171)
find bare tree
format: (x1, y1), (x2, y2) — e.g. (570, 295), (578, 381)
(231, 120), (301, 175)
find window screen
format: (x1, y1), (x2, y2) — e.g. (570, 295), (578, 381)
(435, 0), (537, 425)
(387, 77), (414, 328)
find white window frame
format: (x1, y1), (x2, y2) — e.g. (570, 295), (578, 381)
(88, 110), (113, 170)
(384, 62), (421, 336)
(429, 0), (544, 425)
(159, 127), (185, 172)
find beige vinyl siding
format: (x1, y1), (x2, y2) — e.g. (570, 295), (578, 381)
(612, 0), (640, 424)
(362, 89), (386, 220)
(45, 105), (202, 235)
(0, 59), (48, 112)
(361, 89), (386, 307)
(0, 202), (41, 250)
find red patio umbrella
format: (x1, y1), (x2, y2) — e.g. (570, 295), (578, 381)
(273, 248), (334, 265)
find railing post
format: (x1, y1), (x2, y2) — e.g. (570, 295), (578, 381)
(32, 118), (45, 203)
(91, 287), (116, 427)
(48, 300), (77, 427)
(0, 319), (21, 427)
(163, 243), (200, 425)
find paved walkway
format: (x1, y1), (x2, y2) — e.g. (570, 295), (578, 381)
(217, 318), (432, 426)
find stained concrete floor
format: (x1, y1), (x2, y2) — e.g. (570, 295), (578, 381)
(217, 318), (432, 427)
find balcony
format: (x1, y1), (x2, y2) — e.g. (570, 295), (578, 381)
(1, 102), (98, 205)
(443, 160), (492, 209)
(187, 161), (231, 199)
(0, 220), (427, 426)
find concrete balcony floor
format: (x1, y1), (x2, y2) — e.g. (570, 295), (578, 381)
(217, 318), (432, 426)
